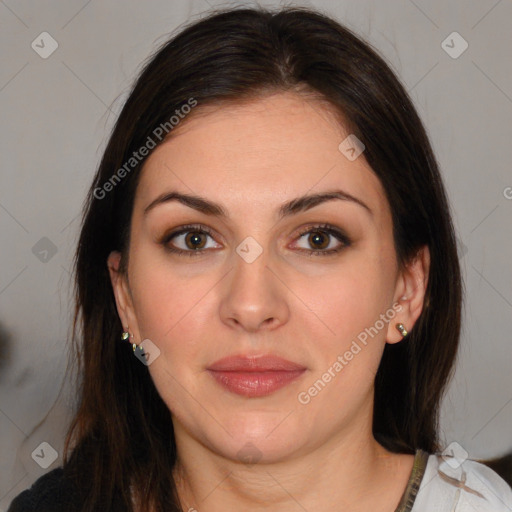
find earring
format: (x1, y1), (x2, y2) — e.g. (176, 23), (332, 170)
(395, 323), (408, 337)
(121, 328), (137, 352)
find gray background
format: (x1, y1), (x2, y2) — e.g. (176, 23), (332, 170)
(1, 0), (511, 507)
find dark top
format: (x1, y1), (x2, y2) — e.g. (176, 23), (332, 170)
(8, 449), (429, 511)
(7, 467), (82, 511)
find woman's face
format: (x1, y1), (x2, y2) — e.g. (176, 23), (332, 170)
(109, 92), (428, 463)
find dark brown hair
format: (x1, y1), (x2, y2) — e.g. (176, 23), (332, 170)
(62, 5), (462, 511)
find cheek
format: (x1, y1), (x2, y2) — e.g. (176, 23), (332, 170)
(293, 264), (392, 414)
(127, 259), (216, 416)
(292, 254), (396, 411)
(128, 252), (220, 361)
(304, 256), (393, 349)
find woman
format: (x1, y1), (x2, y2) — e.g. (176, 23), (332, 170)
(8, 5), (512, 512)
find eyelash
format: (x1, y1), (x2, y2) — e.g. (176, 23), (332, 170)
(159, 223), (351, 258)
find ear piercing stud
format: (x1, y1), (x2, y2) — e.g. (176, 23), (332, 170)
(121, 327), (137, 352)
(395, 323), (408, 337)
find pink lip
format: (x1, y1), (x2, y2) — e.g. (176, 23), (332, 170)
(207, 355), (307, 397)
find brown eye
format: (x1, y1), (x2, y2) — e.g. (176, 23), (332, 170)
(308, 231), (330, 250)
(292, 224), (351, 256)
(159, 224), (221, 257)
(184, 231), (207, 250)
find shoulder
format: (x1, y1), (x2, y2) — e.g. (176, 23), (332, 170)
(7, 467), (80, 512)
(412, 451), (512, 511)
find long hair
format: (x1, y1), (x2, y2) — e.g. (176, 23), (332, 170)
(63, 6), (462, 511)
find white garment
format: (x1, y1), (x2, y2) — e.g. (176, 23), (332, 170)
(412, 453), (512, 511)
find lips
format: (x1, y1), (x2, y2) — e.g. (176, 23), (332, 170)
(207, 355), (306, 398)
(208, 355), (306, 372)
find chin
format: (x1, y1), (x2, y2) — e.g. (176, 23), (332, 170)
(203, 412), (307, 464)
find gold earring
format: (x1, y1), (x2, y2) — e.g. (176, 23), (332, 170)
(395, 323), (408, 337)
(121, 329), (137, 352)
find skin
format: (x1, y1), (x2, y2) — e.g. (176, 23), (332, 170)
(108, 92), (430, 512)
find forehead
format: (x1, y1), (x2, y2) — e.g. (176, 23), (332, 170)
(134, 92), (388, 219)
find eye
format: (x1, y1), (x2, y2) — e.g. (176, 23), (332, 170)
(159, 224), (221, 257)
(159, 223), (351, 258)
(292, 224), (351, 256)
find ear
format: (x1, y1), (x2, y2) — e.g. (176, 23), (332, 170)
(386, 245), (430, 344)
(107, 251), (140, 341)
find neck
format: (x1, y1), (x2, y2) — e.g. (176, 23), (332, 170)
(171, 422), (412, 512)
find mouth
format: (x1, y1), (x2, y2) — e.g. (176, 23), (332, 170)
(207, 354), (307, 398)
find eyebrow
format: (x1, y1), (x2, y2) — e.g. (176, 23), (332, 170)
(143, 189), (373, 219)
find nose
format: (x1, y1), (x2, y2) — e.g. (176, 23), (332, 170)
(219, 245), (290, 333)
